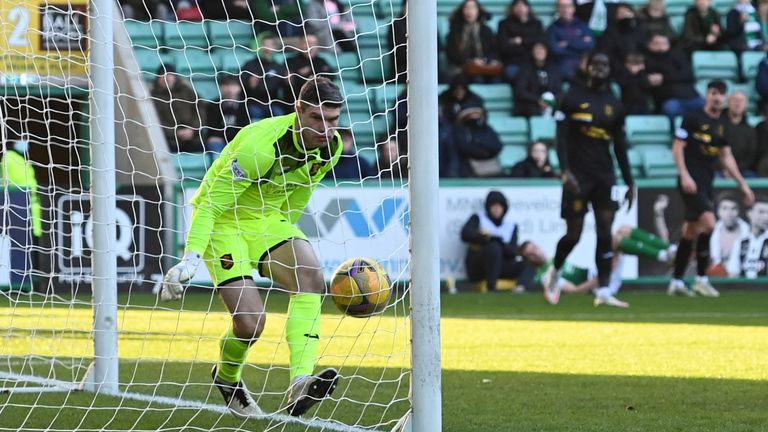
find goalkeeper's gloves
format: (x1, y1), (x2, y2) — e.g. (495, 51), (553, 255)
(161, 252), (202, 301)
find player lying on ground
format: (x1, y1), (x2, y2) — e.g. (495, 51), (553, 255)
(524, 225), (676, 308)
(162, 77), (344, 418)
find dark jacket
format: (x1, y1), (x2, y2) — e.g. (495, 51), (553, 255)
(616, 65), (652, 114)
(514, 61), (562, 117)
(754, 120), (768, 176)
(461, 191), (518, 255)
(497, 15), (545, 66)
(681, 6), (725, 52)
(333, 152), (377, 180)
(241, 56), (289, 110)
(285, 54), (334, 105)
(204, 98), (251, 146)
(454, 118), (504, 177)
(510, 156), (557, 178)
(644, 48), (700, 104)
(446, 22), (499, 66)
(726, 114), (758, 173)
(151, 79), (203, 153)
(638, 8), (677, 44)
(598, 18), (647, 73)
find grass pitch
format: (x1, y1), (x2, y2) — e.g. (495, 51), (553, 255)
(0, 289), (766, 431)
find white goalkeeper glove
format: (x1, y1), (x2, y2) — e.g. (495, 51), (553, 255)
(161, 252), (202, 301)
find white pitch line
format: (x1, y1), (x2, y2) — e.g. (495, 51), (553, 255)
(457, 311), (768, 321)
(0, 371), (381, 432)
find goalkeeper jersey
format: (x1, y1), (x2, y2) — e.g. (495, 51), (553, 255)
(185, 113), (342, 255)
(534, 260), (591, 286)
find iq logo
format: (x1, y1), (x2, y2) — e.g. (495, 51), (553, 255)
(56, 194), (145, 275)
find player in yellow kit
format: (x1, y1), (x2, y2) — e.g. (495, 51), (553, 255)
(161, 77), (344, 418)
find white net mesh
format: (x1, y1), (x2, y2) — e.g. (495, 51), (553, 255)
(0, 1), (411, 430)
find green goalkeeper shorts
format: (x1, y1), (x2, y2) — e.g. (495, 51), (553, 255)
(202, 216), (307, 286)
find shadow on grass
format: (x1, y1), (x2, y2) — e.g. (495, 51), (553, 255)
(0, 360), (765, 432)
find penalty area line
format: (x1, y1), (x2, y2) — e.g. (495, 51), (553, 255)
(0, 370), (380, 432)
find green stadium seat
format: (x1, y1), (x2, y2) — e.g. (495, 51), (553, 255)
(341, 111), (392, 148)
(741, 51), (765, 81)
(190, 76), (219, 101)
(373, 83), (405, 113)
(124, 20), (163, 48)
(206, 20), (254, 48)
(133, 46), (173, 76)
(163, 21), (209, 49)
(692, 50), (739, 81)
(529, 116), (556, 142)
(625, 115), (672, 147)
(665, 0), (692, 16)
(748, 114), (764, 127)
(469, 84), (514, 115)
(548, 148), (559, 170)
(616, 148), (645, 178)
(214, 47), (255, 73)
(670, 15), (684, 34)
(318, 51), (363, 83)
(641, 145), (677, 178)
(340, 82), (377, 115)
(171, 152), (210, 180)
(487, 116), (529, 146)
(171, 49), (217, 78)
(360, 50), (392, 83)
(499, 145), (527, 169)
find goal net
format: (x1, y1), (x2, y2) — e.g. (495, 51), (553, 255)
(0, 0), (420, 430)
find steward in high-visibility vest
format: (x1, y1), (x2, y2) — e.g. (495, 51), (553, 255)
(1, 142), (42, 238)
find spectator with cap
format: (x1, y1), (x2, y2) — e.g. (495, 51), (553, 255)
(150, 63), (204, 153)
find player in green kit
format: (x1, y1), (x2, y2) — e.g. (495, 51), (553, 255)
(161, 77), (344, 418)
(528, 225), (677, 307)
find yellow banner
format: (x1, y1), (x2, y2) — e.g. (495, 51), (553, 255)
(0, 0), (89, 79)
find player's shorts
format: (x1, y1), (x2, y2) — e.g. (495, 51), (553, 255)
(677, 178), (713, 222)
(560, 178), (618, 219)
(202, 216), (306, 286)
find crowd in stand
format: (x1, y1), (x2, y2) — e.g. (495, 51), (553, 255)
(122, 0), (768, 180)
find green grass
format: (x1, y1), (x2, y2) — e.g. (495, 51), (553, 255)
(0, 290), (767, 431)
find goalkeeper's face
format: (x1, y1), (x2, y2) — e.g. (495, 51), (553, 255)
(297, 103), (342, 149)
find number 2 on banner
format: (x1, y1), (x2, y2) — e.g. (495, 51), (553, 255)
(7, 6), (31, 47)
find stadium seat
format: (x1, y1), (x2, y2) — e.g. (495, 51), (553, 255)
(341, 111), (392, 148)
(360, 50), (392, 83)
(163, 21), (209, 49)
(641, 145), (677, 178)
(318, 51), (363, 83)
(214, 47), (255, 74)
(124, 20), (163, 48)
(340, 82), (377, 114)
(132, 46), (174, 76)
(469, 84), (514, 116)
(625, 115), (671, 147)
(548, 148), (559, 170)
(692, 51), (739, 81)
(618, 148), (645, 178)
(748, 114), (764, 127)
(529, 116), (556, 142)
(487, 116), (529, 147)
(741, 51), (765, 81)
(373, 83), (405, 113)
(190, 76), (219, 101)
(206, 20), (253, 48)
(499, 144), (527, 169)
(171, 48), (217, 78)
(171, 152), (210, 180)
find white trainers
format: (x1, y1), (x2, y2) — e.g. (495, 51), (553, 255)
(211, 366), (264, 418)
(667, 279), (694, 297)
(286, 368), (339, 417)
(542, 266), (561, 305)
(693, 278), (720, 297)
(594, 294), (629, 308)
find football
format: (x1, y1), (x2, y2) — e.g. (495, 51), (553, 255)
(329, 257), (391, 317)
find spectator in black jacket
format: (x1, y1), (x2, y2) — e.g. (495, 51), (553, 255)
(616, 52), (652, 114)
(204, 75), (251, 154)
(514, 41), (562, 117)
(241, 32), (289, 119)
(446, 0), (502, 82)
(332, 129), (377, 180)
(681, 0), (725, 53)
(638, 0), (678, 46)
(453, 103), (504, 177)
(725, 91), (759, 177)
(497, 0), (545, 82)
(644, 33), (704, 117)
(754, 110), (768, 175)
(388, 1), (408, 83)
(757, 54), (768, 112)
(285, 35), (334, 106)
(599, 3), (647, 74)
(726, 0), (765, 54)
(439, 74), (486, 125)
(510, 140), (557, 177)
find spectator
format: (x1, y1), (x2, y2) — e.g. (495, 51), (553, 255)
(388, 1), (408, 83)
(241, 32), (290, 118)
(119, 0), (171, 20)
(377, 135), (408, 181)
(446, 0), (502, 82)
(204, 75), (251, 154)
(599, 3), (647, 73)
(439, 74), (485, 125)
(547, 0), (596, 81)
(638, 0), (678, 45)
(725, 91), (758, 177)
(0, 135), (42, 239)
(305, 0), (356, 52)
(151, 64), (203, 153)
(644, 33), (704, 117)
(759, 0), (768, 46)
(199, 0), (251, 19)
(757, 54), (768, 112)
(616, 52), (652, 114)
(497, 0), (545, 83)
(514, 41), (562, 117)
(681, 0), (725, 53)
(332, 129), (376, 180)
(453, 103), (504, 177)
(251, 0), (304, 38)
(754, 108), (768, 175)
(461, 190), (535, 292)
(285, 35), (334, 107)
(726, 0), (765, 54)
(510, 140), (557, 178)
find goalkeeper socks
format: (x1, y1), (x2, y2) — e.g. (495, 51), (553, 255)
(630, 228), (669, 250)
(286, 293), (322, 382)
(617, 237), (662, 260)
(218, 327), (251, 383)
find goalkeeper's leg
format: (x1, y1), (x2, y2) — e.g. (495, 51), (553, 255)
(261, 238), (339, 417)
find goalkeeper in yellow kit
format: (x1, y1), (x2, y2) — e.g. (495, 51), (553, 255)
(161, 77), (344, 418)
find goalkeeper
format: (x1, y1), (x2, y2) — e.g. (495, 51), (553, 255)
(162, 77), (344, 418)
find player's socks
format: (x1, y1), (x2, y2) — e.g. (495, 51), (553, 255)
(696, 232), (712, 276)
(218, 327), (251, 383)
(630, 228), (669, 250)
(286, 293), (322, 381)
(617, 237), (662, 260)
(672, 238), (693, 279)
